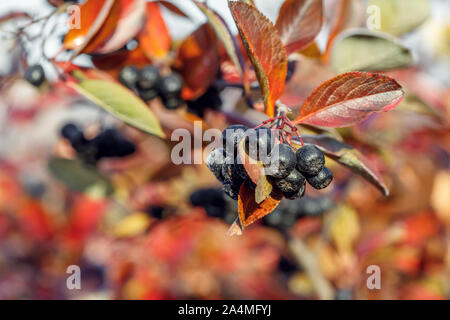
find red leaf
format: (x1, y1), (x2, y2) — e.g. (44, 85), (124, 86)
(139, 2), (171, 60)
(238, 183), (283, 228)
(91, 45), (150, 78)
(275, 0), (323, 55)
(177, 24), (219, 100)
(63, 0), (121, 56)
(229, 1), (287, 117)
(294, 72), (404, 127)
(95, 0), (147, 54)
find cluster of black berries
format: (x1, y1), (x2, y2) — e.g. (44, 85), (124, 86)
(206, 125), (333, 201)
(60, 123), (136, 164)
(265, 143), (333, 200)
(263, 195), (335, 232)
(206, 125), (252, 200)
(24, 65), (46, 87)
(118, 65), (184, 110)
(186, 86), (223, 117)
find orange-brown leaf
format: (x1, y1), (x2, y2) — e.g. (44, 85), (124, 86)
(294, 72), (404, 127)
(275, 0), (323, 55)
(178, 24), (219, 100)
(139, 2), (171, 60)
(64, 0), (121, 56)
(95, 0), (146, 54)
(229, 1), (287, 117)
(238, 183), (283, 228)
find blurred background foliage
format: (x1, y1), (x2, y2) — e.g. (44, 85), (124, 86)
(0, 0), (449, 300)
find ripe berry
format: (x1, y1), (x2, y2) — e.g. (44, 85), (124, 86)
(283, 181), (306, 200)
(91, 129), (136, 160)
(190, 188), (226, 218)
(137, 66), (160, 90)
(158, 73), (183, 97)
(222, 181), (241, 200)
(187, 86), (222, 116)
(306, 166), (333, 190)
(206, 148), (226, 183)
(24, 65), (45, 87)
(265, 144), (296, 179)
(274, 169), (305, 194)
(118, 66), (140, 89)
(61, 123), (88, 151)
(137, 66), (160, 101)
(245, 127), (274, 163)
(222, 124), (248, 154)
(296, 145), (325, 175)
(161, 95), (184, 110)
(296, 196), (334, 217)
(139, 88), (159, 102)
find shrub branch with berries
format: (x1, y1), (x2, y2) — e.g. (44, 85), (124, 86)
(9, 0), (405, 236)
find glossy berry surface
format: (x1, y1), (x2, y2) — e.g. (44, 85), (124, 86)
(24, 65), (45, 87)
(296, 145), (325, 175)
(158, 73), (183, 97)
(161, 95), (184, 110)
(245, 127), (274, 162)
(118, 66), (139, 89)
(306, 166), (333, 190)
(190, 188), (226, 218)
(283, 181), (306, 200)
(138, 88), (159, 102)
(222, 125), (248, 154)
(61, 123), (88, 152)
(91, 129), (136, 160)
(206, 148), (226, 183)
(137, 66), (160, 91)
(265, 143), (296, 179)
(274, 169), (305, 194)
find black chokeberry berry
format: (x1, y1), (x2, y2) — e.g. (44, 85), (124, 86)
(118, 66), (140, 89)
(296, 196), (334, 217)
(283, 180), (306, 200)
(274, 169), (305, 194)
(158, 73), (183, 97)
(306, 166), (333, 190)
(91, 129), (136, 160)
(222, 124), (248, 154)
(24, 64), (45, 87)
(222, 181), (241, 200)
(296, 144), (325, 176)
(137, 66), (160, 91)
(139, 88), (159, 102)
(190, 188), (226, 218)
(187, 86), (222, 116)
(265, 143), (296, 179)
(244, 127), (275, 163)
(61, 123), (88, 151)
(161, 95), (184, 110)
(206, 148), (226, 183)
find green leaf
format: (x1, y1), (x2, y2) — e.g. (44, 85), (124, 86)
(294, 135), (390, 196)
(48, 157), (114, 196)
(70, 79), (165, 138)
(367, 0), (430, 36)
(195, 1), (243, 77)
(331, 29), (413, 73)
